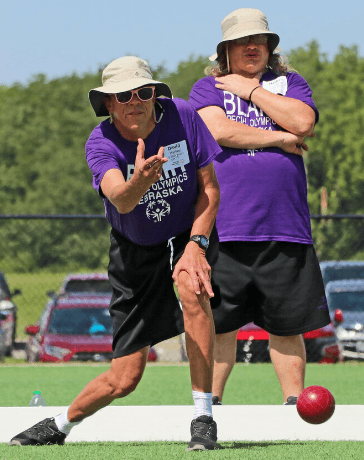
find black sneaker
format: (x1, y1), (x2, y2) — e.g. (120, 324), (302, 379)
(186, 415), (221, 451)
(284, 396), (298, 405)
(212, 396), (222, 405)
(9, 418), (66, 446)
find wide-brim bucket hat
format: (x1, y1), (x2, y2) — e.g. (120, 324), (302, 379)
(89, 56), (172, 117)
(209, 8), (280, 61)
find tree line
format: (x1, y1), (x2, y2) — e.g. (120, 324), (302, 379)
(0, 41), (363, 271)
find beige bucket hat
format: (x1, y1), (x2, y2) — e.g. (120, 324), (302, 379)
(210, 8), (280, 61)
(89, 56), (172, 117)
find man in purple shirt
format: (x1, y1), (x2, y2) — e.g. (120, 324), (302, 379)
(189, 8), (330, 405)
(10, 56), (222, 451)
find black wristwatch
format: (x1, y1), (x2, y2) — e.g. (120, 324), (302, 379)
(189, 235), (209, 251)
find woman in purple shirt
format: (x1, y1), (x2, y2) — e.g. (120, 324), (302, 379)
(189, 8), (330, 406)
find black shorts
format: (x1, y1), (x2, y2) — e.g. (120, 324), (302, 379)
(108, 227), (218, 358)
(210, 241), (330, 336)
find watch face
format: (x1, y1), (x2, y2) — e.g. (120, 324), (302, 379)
(200, 236), (208, 248)
(190, 235), (209, 250)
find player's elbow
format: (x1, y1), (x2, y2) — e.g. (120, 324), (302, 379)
(292, 115), (316, 137)
(109, 193), (136, 214)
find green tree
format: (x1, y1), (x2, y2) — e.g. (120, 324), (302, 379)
(289, 42), (364, 260)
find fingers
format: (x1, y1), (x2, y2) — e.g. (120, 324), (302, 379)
(145, 146), (167, 172)
(173, 265), (214, 298)
(157, 146), (165, 159)
(301, 141), (309, 151)
(198, 270), (214, 298)
(136, 138), (145, 161)
(190, 271), (202, 296)
(293, 145), (304, 156)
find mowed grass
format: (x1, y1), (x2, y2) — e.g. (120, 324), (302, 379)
(1, 363), (364, 458)
(2, 441), (364, 460)
(1, 361), (363, 406)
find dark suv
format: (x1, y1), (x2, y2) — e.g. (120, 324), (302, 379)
(0, 271), (21, 356)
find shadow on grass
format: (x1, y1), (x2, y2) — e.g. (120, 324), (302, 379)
(65, 441), (308, 449)
(224, 441), (307, 449)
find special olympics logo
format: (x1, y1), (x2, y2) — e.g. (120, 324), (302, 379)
(146, 199), (171, 222)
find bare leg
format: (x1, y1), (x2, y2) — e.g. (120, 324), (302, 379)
(177, 271), (215, 392)
(67, 347), (150, 422)
(212, 330), (238, 402)
(269, 334), (306, 403)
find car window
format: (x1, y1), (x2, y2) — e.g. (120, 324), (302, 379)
(47, 308), (113, 335)
(328, 291), (364, 312)
(63, 280), (112, 294)
(322, 266), (364, 286)
(38, 302), (54, 334)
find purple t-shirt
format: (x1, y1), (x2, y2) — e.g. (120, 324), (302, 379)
(189, 71), (318, 244)
(85, 98), (221, 245)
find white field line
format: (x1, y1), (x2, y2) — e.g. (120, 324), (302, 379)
(2, 405), (363, 442)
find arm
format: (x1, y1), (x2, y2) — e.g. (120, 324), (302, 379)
(172, 163), (220, 297)
(215, 73), (316, 137)
(198, 105), (309, 156)
(100, 139), (168, 214)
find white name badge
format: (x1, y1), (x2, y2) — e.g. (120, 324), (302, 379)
(163, 140), (190, 172)
(262, 76), (288, 96)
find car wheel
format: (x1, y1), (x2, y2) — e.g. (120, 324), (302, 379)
(5, 341), (14, 357)
(27, 350), (38, 363)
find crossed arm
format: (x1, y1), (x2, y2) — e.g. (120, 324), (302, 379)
(198, 73), (316, 155)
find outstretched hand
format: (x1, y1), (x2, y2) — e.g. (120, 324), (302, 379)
(134, 138), (168, 185)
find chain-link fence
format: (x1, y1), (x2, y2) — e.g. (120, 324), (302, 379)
(0, 215), (363, 363)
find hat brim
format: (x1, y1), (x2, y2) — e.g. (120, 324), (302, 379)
(209, 31), (280, 61)
(89, 79), (172, 117)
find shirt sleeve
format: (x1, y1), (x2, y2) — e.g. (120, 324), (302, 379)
(188, 77), (225, 112)
(173, 98), (222, 169)
(286, 72), (319, 123)
(85, 131), (124, 196)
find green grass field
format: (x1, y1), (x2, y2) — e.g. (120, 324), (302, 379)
(1, 362), (364, 406)
(2, 440), (364, 460)
(1, 362), (364, 458)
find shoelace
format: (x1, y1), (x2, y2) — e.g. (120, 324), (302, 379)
(25, 419), (60, 439)
(192, 419), (215, 438)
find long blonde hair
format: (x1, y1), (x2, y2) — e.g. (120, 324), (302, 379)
(206, 41), (296, 77)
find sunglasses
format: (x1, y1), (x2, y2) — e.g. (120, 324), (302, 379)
(115, 86), (155, 104)
(233, 34), (269, 45)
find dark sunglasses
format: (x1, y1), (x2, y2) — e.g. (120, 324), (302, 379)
(233, 34), (269, 45)
(115, 86), (155, 104)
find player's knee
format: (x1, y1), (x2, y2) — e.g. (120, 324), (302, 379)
(108, 371), (143, 399)
(177, 272), (208, 316)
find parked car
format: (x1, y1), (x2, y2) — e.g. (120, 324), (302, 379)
(236, 322), (341, 364)
(47, 273), (112, 298)
(25, 294), (157, 363)
(326, 279), (364, 360)
(0, 271), (22, 356)
(320, 261), (364, 287)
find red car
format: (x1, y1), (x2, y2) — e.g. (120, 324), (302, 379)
(25, 294), (157, 363)
(47, 272), (112, 297)
(236, 322), (341, 364)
